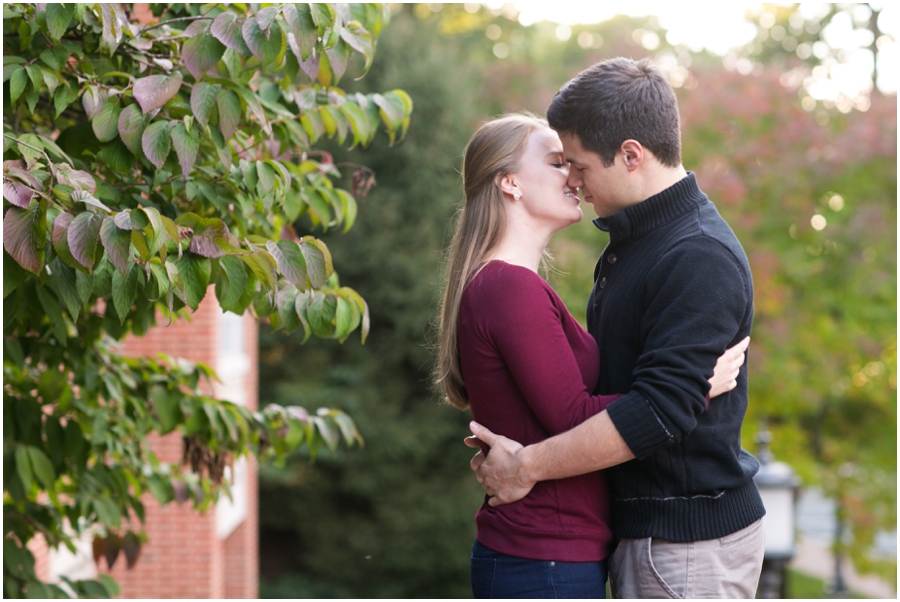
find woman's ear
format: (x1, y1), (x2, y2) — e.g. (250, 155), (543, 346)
(497, 174), (520, 199)
(620, 140), (644, 172)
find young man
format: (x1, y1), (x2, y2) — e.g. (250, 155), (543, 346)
(467, 58), (766, 598)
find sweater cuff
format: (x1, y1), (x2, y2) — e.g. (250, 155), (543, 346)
(606, 392), (675, 460)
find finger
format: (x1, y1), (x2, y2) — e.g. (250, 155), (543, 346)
(470, 451), (485, 472)
(463, 435), (483, 449)
(469, 421), (497, 446)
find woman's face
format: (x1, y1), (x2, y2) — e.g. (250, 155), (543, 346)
(512, 127), (583, 232)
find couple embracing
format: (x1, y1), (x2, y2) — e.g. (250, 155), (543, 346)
(435, 58), (766, 598)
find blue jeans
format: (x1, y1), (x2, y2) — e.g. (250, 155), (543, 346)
(470, 539), (607, 599)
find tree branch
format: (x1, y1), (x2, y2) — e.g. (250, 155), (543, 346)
(138, 15), (212, 35)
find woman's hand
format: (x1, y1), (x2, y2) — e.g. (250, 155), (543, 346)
(708, 336), (750, 398)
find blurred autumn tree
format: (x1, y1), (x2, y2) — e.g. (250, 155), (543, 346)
(256, 2), (895, 596)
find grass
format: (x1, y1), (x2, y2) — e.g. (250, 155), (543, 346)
(786, 569), (868, 599)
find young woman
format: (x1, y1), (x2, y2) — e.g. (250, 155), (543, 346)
(435, 114), (747, 599)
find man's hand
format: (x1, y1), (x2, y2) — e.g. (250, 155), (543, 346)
(466, 421), (535, 507)
(708, 336), (750, 398)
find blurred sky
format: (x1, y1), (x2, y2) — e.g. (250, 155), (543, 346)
(478, 1), (899, 98)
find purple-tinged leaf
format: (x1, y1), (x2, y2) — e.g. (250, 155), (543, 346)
(3, 178), (35, 208)
(283, 4), (317, 61)
(122, 532), (141, 570)
(92, 102), (121, 142)
(117, 103), (146, 155)
(67, 211), (103, 270)
(71, 190), (111, 213)
(100, 4), (125, 55)
(216, 89), (240, 140)
(56, 164), (97, 193)
(266, 239), (308, 288)
(297, 50), (320, 82)
(82, 85), (106, 119)
(142, 121), (172, 170)
(324, 40), (350, 83)
(183, 30), (226, 81)
(190, 82), (221, 128)
(256, 6), (280, 35)
(210, 12), (250, 55)
(52, 212), (82, 270)
(3, 201), (47, 274)
(183, 19), (210, 37)
(133, 72), (183, 115)
(171, 123), (200, 176)
(188, 218), (239, 258)
(100, 216), (132, 275)
(3, 162), (41, 208)
(235, 88), (271, 135)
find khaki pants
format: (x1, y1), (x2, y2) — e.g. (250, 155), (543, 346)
(609, 518), (765, 599)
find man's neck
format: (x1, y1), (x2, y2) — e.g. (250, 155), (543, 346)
(636, 164), (688, 203)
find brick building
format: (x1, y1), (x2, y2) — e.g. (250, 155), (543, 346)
(32, 292), (260, 598)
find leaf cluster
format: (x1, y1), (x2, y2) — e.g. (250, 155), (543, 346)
(3, 2), (406, 597)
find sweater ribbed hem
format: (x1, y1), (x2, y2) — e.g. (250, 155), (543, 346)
(609, 479), (766, 542)
(476, 512), (613, 562)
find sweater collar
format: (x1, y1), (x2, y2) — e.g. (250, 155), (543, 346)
(592, 172), (707, 240)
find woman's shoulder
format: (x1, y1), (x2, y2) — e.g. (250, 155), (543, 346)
(464, 261), (556, 308)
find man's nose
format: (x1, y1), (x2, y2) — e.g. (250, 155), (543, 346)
(567, 172), (581, 188)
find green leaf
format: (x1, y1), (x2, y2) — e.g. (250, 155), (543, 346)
(311, 3), (336, 29)
(3, 200), (47, 274)
(9, 67), (26, 104)
(334, 296), (355, 342)
(325, 39), (350, 83)
(49, 258), (81, 319)
(99, 139), (134, 174)
(56, 163), (97, 193)
(68, 211), (104, 271)
(117, 103), (146, 156)
(93, 496), (121, 529)
(215, 255), (249, 311)
(54, 83), (77, 117)
(4, 247), (29, 298)
(210, 11), (251, 56)
(100, 216), (132, 275)
(240, 252), (277, 290)
(190, 82), (220, 128)
(15, 446), (32, 492)
(91, 102), (119, 142)
(82, 85), (106, 119)
(216, 89), (241, 140)
(111, 264), (139, 323)
(25, 63), (42, 94)
(171, 122), (200, 176)
(183, 28), (226, 81)
(71, 189), (111, 212)
(276, 284), (301, 332)
(236, 87), (271, 135)
(26, 446), (55, 488)
(256, 160), (275, 194)
(266, 240), (308, 289)
(177, 253), (211, 310)
(299, 236), (333, 288)
(242, 16), (285, 67)
(98, 574), (121, 597)
(141, 121), (172, 170)
(17, 133), (43, 169)
(335, 189), (358, 232)
(307, 292), (337, 337)
(150, 386), (181, 434)
(283, 4), (317, 61)
(132, 71), (183, 115)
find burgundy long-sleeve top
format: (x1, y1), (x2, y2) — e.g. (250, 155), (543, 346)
(458, 261), (621, 562)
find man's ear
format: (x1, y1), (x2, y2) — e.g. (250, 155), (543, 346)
(620, 140), (643, 172)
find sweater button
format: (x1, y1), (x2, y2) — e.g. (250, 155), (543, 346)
(599, 277), (607, 289)
(549, 561), (556, 567)
(608, 253), (617, 264)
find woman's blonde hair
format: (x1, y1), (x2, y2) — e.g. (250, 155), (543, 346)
(435, 113), (548, 410)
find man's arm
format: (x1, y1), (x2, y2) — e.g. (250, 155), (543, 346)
(466, 336), (750, 506)
(468, 411), (634, 507)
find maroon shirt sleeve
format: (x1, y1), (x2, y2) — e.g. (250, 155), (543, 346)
(481, 266), (621, 435)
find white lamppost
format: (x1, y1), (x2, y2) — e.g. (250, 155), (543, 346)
(754, 422), (802, 599)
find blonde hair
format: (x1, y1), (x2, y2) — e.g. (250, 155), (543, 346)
(435, 113), (548, 410)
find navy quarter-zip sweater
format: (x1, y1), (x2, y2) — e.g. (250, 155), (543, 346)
(590, 172), (765, 542)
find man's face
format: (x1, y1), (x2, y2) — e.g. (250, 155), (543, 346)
(559, 133), (627, 219)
